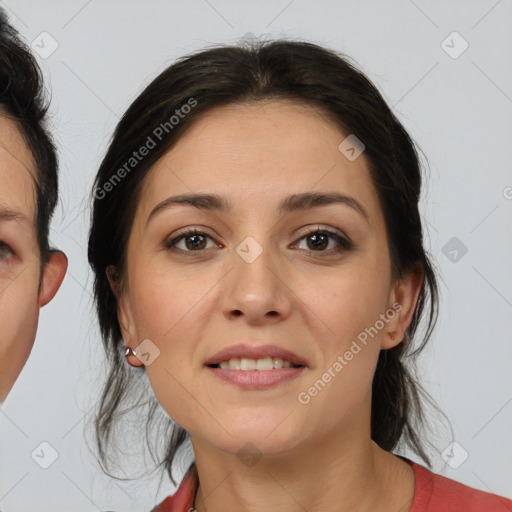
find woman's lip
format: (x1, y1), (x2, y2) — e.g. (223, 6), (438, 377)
(205, 366), (306, 390)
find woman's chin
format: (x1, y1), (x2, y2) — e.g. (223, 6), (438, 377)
(194, 421), (303, 457)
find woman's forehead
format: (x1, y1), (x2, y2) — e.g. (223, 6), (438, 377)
(138, 101), (378, 217)
(167, 99), (344, 150)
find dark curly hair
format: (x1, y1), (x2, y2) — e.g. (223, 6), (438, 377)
(88, 38), (447, 486)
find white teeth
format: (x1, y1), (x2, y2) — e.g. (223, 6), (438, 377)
(241, 358), (257, 370)
(217, 357), (296, 370)
(256, 357), (273, 370)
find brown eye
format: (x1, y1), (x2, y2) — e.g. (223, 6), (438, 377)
(294, 229), (352, 254)
(165, 229), (218, 253)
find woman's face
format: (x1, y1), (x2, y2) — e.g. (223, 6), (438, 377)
(116, 100), (420, 457)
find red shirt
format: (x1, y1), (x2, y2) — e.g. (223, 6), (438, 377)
(152, 456), (512, 511)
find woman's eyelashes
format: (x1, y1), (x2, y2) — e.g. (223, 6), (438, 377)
(164, 228), (220, 254)
(163, 226), (353, 257)
(292, 228), (353, 254)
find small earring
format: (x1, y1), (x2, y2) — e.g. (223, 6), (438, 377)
(124, 346), (137, 357)
(390, 334), (395, 340)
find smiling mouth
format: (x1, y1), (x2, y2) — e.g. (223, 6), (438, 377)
(206, 357), (303, 370)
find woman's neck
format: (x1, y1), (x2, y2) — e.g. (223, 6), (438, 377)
(190, 436), (415, 512)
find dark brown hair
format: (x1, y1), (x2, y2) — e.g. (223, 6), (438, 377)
(88, 38), (445, 485)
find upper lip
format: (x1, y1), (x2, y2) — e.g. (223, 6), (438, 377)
(204, 343), (307, 367)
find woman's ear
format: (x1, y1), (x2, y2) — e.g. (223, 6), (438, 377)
(105, 265), (143, 367)
(39, 250), (67, 307)
(106, 265), (132, 338)
(382, 265), (424, 350)
(106, 264), (120, 297)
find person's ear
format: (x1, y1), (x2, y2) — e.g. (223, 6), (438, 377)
(106, 265), (143, 367)
(381, 264), (424, 350)
(39, 250), (67, 307)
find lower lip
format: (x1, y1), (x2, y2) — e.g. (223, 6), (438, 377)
(205, 366), (306, 390)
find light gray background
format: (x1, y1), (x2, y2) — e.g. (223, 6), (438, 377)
(1, 0), (511, 511)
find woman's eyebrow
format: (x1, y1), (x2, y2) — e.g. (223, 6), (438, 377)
(146, 192), (370, 226)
